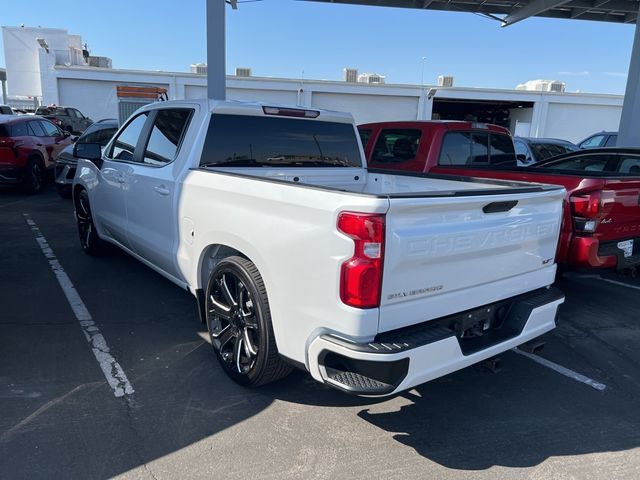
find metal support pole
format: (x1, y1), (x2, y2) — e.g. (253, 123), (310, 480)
(206, 0), (226, 100)
(618, 9), (640, 146)
(1, 80), (7, 105)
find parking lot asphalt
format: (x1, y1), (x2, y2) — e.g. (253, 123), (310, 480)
(2, 184), (640, 480)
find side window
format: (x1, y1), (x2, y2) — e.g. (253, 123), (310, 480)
(11, 122), (28, 137)
(109, 113), (149, 162)
(39, 120), (61, 137)
(27, 121), (46, 137)
(470, 133), (489, 164)
(371, 129), (421, 164)
(605, 135), (618, 147)
(439, 132), (472, 165)
(143, 109), (192, 166)
(358, 129), (372, 149)
(618, 156), (640, 175)
(489, 134), (516, 165)
(81, 127), (117, 147)
(579, 135), (605, 149)
(73, 109), (84, 119)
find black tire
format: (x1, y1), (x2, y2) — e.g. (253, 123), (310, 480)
(206, 256), (292, 386)
(75, 189), (109, 256)
(23, 156), (45, 194)
(56, 183), (72, 199)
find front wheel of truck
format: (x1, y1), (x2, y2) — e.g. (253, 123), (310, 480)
(206, 256), (292, 386)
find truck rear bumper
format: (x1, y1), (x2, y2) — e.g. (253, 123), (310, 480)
(568, 236), (640, 269)
(307, 287), (564, 396)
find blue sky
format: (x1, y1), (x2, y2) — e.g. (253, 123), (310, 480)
(0, 0), (634, 94)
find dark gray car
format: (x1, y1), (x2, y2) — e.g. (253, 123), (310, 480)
(514, 137), (579, 166)
(577, 131), (618, 149)
(54, 119), (118, 198)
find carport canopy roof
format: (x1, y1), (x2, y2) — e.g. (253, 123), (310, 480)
(307, 0), (640, 26)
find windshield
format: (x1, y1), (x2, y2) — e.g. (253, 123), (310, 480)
(36, 107), (67, 116)
(529, 143), (578, 162)
(200, 114), (362, 168)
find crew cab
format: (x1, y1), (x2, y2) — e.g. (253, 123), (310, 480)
(359, 121), (640, 271)
(35, 105), (93, 134)
(73, 101), (564, 396)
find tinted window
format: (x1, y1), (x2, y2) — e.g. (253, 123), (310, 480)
(541, 154), (612, 172)
(36, 107), (68, 116)
(200, 114), (362, 168)
(470, 133), (489, 164)
(489, 134), (516, 165)
(358, 129), (371, 149)
(618, 156), (640, 175)
(0, 125), (9, 136)
(439, 132), (472, 165)
(27, 121), (46, 137)
(371, 129), (421, 164)
(0, 106), (12, 114)
(143, 109), (192, 166)
(604, 135), (618, 147)
(39, 120), (60, 137)
(80, 127), (117, 147)
(11, 122), (28, 137)
(70, 109), (83, 118)
(579, 135), (605, 149)
(109, 113), (148, 162)
(529, 143), (576, 162)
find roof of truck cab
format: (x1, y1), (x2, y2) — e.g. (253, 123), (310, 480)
(358, 120), (510, 134)
(136, 99), (355, 124)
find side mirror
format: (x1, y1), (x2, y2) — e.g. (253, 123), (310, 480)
(74, 142), (103, 168)
(71, 135), (79, 143)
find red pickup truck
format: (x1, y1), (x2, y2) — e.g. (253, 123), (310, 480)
(358, 121), (640, 270)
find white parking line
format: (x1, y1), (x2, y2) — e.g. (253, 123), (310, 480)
(513, 347), (606, 391)
(573, 273), (640, 291)
(24, 214), (135, 398)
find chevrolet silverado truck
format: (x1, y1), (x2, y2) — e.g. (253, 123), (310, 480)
(72, 101), (564, 396)
(359, 121), (640, 271)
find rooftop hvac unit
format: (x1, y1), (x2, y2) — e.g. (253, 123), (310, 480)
(236, 67), (251, 77)
(548, 81), (565, 93)
(190, 63), (208, 75)
(437, 75), (454, 87)
(358, 73), (385, 84)
(88, 56), (112, 69)
(343, 68), (358, 83)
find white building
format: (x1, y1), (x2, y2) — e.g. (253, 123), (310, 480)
(0, 25), (624, 143)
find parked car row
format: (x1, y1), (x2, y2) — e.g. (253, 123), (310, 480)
(359, 120), (640, 272)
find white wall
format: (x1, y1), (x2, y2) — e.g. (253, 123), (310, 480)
(312, 93), (418, 124)
(58, 78), (169, 121)
(543, 103), (622, 143)
(47, 66), (625, 141)
(509, 107), (534, 136)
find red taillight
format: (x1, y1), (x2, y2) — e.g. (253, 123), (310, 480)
(571, 192), (602, 218)
(337, 212), (385, 309)
(570, 191), (602, 233)
(0, 138), (14, 147)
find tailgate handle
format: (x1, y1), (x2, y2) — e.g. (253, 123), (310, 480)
(483, 200), (518, 214)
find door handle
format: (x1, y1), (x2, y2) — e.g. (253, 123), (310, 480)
(154, 185), (170, 196)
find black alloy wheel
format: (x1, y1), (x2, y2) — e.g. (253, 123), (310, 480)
(206, 256), (292, 386)
(75, 190), (108, 256)
(23, 157), (44, 193)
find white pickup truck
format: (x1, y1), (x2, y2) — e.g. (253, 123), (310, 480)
(73, 100), (565, 396)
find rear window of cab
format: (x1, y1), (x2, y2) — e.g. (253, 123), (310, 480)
(438, 132), (516, 167)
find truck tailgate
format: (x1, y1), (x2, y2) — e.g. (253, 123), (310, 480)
(379, 188), (564, 332)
